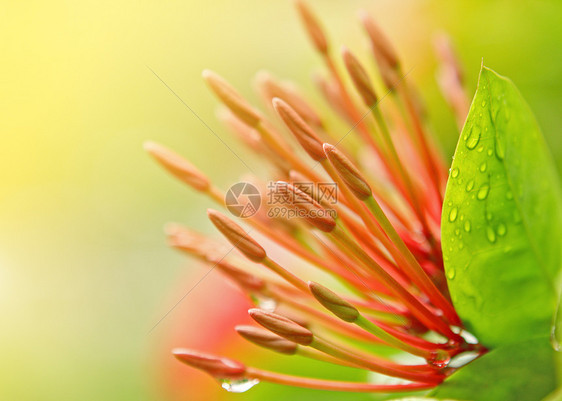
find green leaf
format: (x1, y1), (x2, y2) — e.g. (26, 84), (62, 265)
(392, 339), (560, 401)
(442, 65), (562, 347)
(432, 337), (556, 401)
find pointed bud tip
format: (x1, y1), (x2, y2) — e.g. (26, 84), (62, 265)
(235, 325), (298, 355)
(272, 98), (325, 161)
(248, 309), (314, 345)
(172, 348), (246, 379)
(144, 141), (210, 191)
(202, 69), (261, 127)
(323, 143), (372, 200)
(295, 0), (329, 55)
(342, 49), (378, 107)
(308, 282), (359, 323)
(207, 209), (267, 262)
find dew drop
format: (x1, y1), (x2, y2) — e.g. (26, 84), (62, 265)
(446, 266), (456, 280)
(449, 351), (480, 368)
(486, 211), (493, 221)
(477, 184), (490, 200)
(481, 100), (487, 107)
(449, 207), (458, 222)
(455, 228), (460, 236)
(477, 145), (484, 153)
(486, 226), (497, 243)
(506, 191), (513, 200)
(451, 168), (459, 178)
(466, 180), (475, 192)
(220, 379), (260, 393)
(464, 220), (471, 232)
(497, 223), (507, 236)
(256, 296), (277, 312)
(466, 126), (481, 149)
(479, 162), (487, 172)
(428, 350), (451, 368)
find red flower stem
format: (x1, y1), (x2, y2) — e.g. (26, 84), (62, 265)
(280, 296), (385, 343)
(396, 83), (445, 203)
(256, 122), (323, 182)
(310, 337), (443, 383)
(261, 257), (309, 293)
(296, 347), (367, 369)
(208, 185), (372, 296)
(370, 108), (434, 240)
(331, 225), (462, 341)
(377, 321), (449, 351)
(364, 196), (461, 325)
(354, 315), (432, 359)
(246, 367), (438, 392)
(322, 55), (408, 195)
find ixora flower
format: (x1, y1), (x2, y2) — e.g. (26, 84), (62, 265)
(146, 2), (562, 400)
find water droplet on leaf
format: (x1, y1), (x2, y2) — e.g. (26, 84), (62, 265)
(477, 184), (490, 200)
(497, 223), (507, 236)
(449, 207), (458, 222)
(466, 126), (481, 149)
(486, 226), (497, 243)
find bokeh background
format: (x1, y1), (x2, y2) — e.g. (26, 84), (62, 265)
(2, 0), (561, 400)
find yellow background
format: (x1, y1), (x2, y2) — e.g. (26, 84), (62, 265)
(1, 0), (561, 400)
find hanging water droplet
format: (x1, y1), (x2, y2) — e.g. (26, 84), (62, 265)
(256, 296), (277, 312)
(466, 126), (481, 149)
(455, 228), (460, 236)
(477, 184), (490, 200)
(220, 378), (260, 393)
(466, 180), (475, 192)
(497, 223), (507, 237)
(487, 149), (493, 156)
(428, 350), (451, 368)
(481, 100), (487, 107)
(479, 162), (487, 172)
(486, 226), (497, 243)
(464, 220), (471, 232)
(449, 207), (458, 222)
(449, 351), (480, 368)
(486, 211), (493, 221)
(477, 145), (484, 153)
(451, 168), (459, 178)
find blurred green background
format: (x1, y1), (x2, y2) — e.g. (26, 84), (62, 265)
(1, 0), (561, 400)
